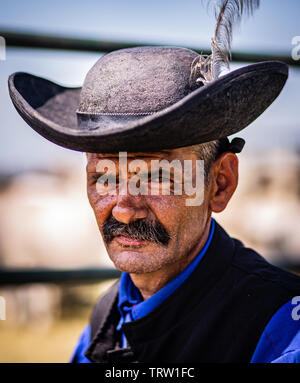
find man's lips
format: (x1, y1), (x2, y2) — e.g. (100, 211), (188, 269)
(114, 235), (146, 247)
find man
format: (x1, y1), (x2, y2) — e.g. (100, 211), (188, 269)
(8, 1), (300, 363)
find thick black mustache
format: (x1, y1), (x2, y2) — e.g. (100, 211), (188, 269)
(102, 216), (170, 246)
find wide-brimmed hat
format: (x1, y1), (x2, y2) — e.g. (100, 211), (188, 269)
(8, 45), (288, 153)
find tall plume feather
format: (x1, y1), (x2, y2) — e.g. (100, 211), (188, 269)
(212, 0), (260, 78)
(190, 0), (260, 86)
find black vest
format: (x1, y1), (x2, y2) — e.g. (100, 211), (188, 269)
(85, 222), (300, 363)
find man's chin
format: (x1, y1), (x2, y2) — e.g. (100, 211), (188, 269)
(107, 247), (170, 274)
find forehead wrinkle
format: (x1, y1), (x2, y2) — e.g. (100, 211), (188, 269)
(85, 148), (197, 172)
(86, 150), (175, 162)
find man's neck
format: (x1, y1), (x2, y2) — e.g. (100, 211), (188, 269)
(130, 218), (212, 300)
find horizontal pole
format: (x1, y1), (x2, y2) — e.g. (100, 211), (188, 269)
(0, 267), (121, 286)
(1, 29), (299, 67)
(0, 261), (299, 286)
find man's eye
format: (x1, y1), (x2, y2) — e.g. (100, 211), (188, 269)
(106, 175), (117, 183)
(100, 175), (118, 185)
(150, 171), (171, 183)
(90, 174), (118, 185)
(160, 177), (170, 183)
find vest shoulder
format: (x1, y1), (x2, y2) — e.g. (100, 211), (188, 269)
(231, 239), (300, 295)
(89, 280), (120, 338)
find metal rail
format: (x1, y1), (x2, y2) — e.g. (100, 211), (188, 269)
(1, 29), (299, 67)
(0, 261), (299, 286)
(0, 267), (121, 286)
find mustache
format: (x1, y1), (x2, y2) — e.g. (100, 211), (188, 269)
(102, 216), (171, 246)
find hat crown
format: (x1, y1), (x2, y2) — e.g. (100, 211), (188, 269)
(77, 46), (199, 115)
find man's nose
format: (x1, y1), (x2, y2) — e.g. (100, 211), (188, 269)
(112, 194), (148, 224)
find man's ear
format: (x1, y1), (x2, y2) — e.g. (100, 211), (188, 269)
(209, 152), (239, 213)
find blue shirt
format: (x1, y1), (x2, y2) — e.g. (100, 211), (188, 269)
(70, 299), (300, 363)
(70, 218), (300, 363)
(251, 299), (300, 363)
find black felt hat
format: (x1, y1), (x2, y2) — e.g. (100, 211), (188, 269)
(8, 46), (288, 153)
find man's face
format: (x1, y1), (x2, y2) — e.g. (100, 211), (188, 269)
(86, 147), (212, 274)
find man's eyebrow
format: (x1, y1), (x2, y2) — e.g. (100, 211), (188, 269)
(86, 150), (178, 173)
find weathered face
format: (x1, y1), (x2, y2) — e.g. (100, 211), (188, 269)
(86, 147), (238, 275)
(86, 147), (212, 274)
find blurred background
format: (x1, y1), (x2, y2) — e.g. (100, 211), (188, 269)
(0, 0), (299, 362)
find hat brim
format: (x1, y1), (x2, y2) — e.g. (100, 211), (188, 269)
(8, 61), (288, 153)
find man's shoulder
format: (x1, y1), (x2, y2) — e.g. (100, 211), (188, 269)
(89, 280), (120, 339)
(212, 222), (300, 314)
(230, 235), (300, 294)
